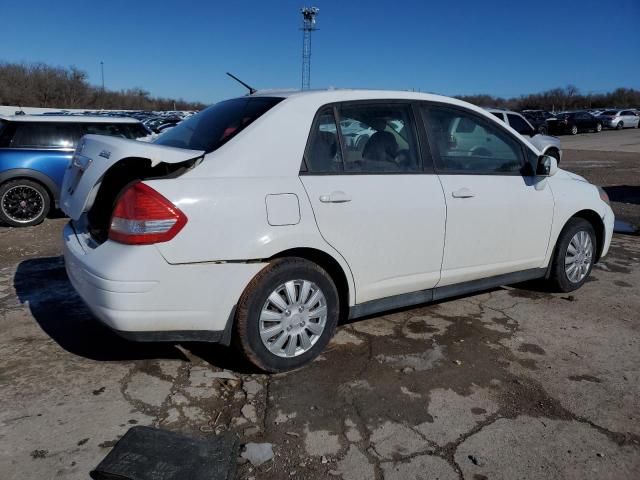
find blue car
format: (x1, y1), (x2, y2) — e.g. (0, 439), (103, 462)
(0, 115), (149, 226)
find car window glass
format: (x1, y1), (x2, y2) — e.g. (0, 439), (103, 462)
(506, 114), (533, 135)
(82, 123), (148, 139)
(490, 112), (504, 121)
(305, 108), (343, 173)
(10, 123), (78, 148)
(423, 106), (523, 174)
(155, 97), (282, 153)
(337, 103), (421, 173)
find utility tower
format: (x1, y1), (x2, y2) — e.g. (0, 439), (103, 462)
(300, 7), (319, 90)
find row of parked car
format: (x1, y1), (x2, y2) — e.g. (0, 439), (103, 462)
(518, 108), (640, 135)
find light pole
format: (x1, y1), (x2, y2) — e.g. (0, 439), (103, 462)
(100, 61), (105, 91)
(300, 7), (319, 90)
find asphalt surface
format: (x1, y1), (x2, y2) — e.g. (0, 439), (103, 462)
(0, 135), (639, 480)
(558, 127), (640, 153)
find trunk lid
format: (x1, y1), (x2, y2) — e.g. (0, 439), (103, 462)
(60, 135), (203, 220)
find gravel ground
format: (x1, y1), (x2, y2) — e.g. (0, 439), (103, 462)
(0, 143), (638, 480)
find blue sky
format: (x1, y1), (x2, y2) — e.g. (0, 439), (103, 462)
(2, 0), (639, 103)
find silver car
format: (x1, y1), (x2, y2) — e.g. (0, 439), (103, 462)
(597, 109), (640, 129)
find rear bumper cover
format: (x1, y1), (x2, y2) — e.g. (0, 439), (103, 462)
(63, 222), (266, 342)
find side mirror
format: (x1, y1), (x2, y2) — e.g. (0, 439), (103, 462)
(537, 155), (558, 176)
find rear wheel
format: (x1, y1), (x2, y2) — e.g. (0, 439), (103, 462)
(234, 257), (339, 372)
(546, 218), (596, 292)
(570, 125), (578, 135)
(595, 123), (602, 132)
(0, 179), (50, 227)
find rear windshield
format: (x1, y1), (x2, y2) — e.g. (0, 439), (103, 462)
(81, 122), (149, 139)
(154, 97), (283, 153)
(601, 110), (618, 115)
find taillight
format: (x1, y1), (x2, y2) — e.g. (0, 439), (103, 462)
(109, 182), (187, 245)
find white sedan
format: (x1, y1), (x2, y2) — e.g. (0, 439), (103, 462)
(61, 89), (614, 372)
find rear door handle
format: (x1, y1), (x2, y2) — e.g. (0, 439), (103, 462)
(451, 188), (475, 198)
(319, 191), (352, 203)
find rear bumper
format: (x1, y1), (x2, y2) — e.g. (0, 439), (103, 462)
(63, 222), (266, 341)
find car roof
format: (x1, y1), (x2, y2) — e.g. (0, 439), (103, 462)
(0, 115), (140, 124)
(247, 88), (479, 107)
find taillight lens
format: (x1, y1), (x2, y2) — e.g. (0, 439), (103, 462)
(109, 182), (187, 245)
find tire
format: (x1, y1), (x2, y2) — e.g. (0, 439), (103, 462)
(234, 257), (340, 372)
(546, 148), (560, 164)
(546, 218), (596, 293)
(616, 121), (623, 130)
(0, 179), (50, 227)
(595, 123), (602, 132)
(570, 125), (578, 135)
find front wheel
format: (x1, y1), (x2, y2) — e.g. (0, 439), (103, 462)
(0, 179), (51, 227)
(616, 121), (623, 130)
(595, 123), (602, 132)
(546, 149), (560, 164)
(570, 125), (578, 135)
(546, 218), (596, 292)
(234, 258), (339, 372)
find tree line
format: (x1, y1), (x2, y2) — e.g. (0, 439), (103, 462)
(456, 85), (640, 112)
(0, 62), (206, 111)
(1, 61), (638, 113)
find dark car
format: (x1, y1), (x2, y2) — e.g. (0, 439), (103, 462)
(0, 115), (149, 227)
(546, 111), (602, 135)
(521, 110), (557, 135)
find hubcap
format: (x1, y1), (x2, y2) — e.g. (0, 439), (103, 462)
(565, 231), (593, 283)
(259, 280), (327, 358)
(1, 185), (45, 223)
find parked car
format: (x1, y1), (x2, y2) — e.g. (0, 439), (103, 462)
(61, 90), (614, 372)
(487, 109), (562, 162)
(521, 110), (557, 135)
(546, 111), (602, 135)
(596, 109), (640, 129)
(0, 115), (149, 226)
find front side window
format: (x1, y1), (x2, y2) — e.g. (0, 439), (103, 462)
(10, 123), (78, 149)
(423, 106), (524, 174)
(337, 103), (421, 173)
(154, 97), (282, 153)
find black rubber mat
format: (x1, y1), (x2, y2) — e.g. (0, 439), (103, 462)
(90, 426), (238, 480)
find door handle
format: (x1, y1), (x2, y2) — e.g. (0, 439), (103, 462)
(451, 188), (475, 198)
(319, 191), (352, 203)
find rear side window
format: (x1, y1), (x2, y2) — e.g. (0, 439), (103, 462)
(304, 102), (423, 174)
(423, 106), (524, 174)
(10, 123), (79, 149)
(154, 97), (283, 153)
(338, 103), (421, 173)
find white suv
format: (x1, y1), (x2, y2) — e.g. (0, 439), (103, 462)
(61, 90), (614, 372)
(487, 109), (562, 162)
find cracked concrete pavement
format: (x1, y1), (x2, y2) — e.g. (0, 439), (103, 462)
(1, 147), (639, 479)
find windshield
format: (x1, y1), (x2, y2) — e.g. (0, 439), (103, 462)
(154, 97), (283, 152)
(601, 110), (618, 116)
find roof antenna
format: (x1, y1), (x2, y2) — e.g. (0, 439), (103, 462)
(226, 72), (257, 95)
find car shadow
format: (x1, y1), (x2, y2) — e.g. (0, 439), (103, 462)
(14, 256), (190, 362)
(603, 185), (640, 205)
